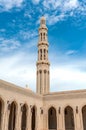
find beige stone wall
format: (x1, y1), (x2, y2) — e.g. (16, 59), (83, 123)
(0, 80), (43, 130)
(43, 91), (86, 130)
(0, 80), (86, 130)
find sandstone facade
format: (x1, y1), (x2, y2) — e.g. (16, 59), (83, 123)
(0, 17), (86, 130)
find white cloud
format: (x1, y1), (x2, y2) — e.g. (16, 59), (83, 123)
(65, 50), (78, 55)
(0, 52), (36, 91)
(42, 0), (86, 25)
(43, 0), (61, 10)
(19, 30), (38, 40)
(0, 0), (24, 10)
(43, 0), (79, 10)
(0, 37), (21, 52)
(63, 0), (79, 11)
(32, 0), (40, 4)
(50, 59), (86, 92)
(24, 12), (32, 18)
(45, 13), (65, 25)
(0, 38), (37, 91)
(0, 46), (86, 92)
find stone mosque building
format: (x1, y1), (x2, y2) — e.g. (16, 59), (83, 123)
(0, 17), (86, 130)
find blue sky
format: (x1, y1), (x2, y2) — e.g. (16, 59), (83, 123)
(0, 0), (86, 92)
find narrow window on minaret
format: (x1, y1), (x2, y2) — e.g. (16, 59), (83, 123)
(44, 33), (45, 41)
(44, 70), (46, 92)
(44, 49), (46, 60)
(47, 50), (48, 60)
(40, 49), (42, 60)
(38, 50), (39, 60)
(40, 70), (42, 93)
(40, 33), (42, 41)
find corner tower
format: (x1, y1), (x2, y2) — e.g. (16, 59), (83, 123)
(36, 17), (50, 94)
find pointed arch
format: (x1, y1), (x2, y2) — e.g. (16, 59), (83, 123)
(64, 106), (75, 130)
(82, 105), (86, 130)
(21, 104), (28, 130)
(8, 101), (17, 130)
(48, 107), (57, 130)
(31, 106), (37, 130)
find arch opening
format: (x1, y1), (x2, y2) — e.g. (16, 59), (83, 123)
(31, 106), (36, 130)
(64, 106), (75, 130)
(82, 105), (86, 130)
(48, 107), (57, 130)
(21, 104), (27, 130)
(8, 102), (16, 130)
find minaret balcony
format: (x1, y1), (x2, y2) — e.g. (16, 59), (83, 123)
(36, 61), (50, 66)
(38, 41), (49, 46)
(39, 26), (48, 31)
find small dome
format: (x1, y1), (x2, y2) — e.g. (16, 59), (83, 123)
(25, 84), (31, 90)
(40, 16), (46, 25)
(41, 16), (46, 20)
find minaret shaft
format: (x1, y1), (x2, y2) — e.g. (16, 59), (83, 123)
(36, 17), (50, 94)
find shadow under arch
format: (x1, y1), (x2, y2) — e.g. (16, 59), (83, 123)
(8, 101), (17, 130)
(21, 103), (28, 130)
(48, 106), (57, 130)
(64, 106), (75, 130)
(31, 105), (37, 130)
(82, 105), (86, 130)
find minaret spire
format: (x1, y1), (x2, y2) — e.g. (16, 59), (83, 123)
(36, 16), (50, 94)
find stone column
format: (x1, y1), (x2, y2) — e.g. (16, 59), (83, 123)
(36, 71), (38, 93)
(37, 72), (40, 94)
(48, 71), (49, 92)
(43, 108), (48, 130)
(57, 107), (64, 130)
(4, 103), (10, 130)
(45, 71), (47, 93)
(28, 106), (32, 130)
(74, 106), (83, 130)
(79, 108), (84, 130)
(36, 110), (38, 130)
(44, 71), (46, 93)
(42, 70), (44, 94)
(18, 104), (22, 130)
(26, 107), (29, 130)
(15, 104), (20, 130)
(62, 107), (65, 130)
(39, 108), (43, 130)
(1, 104), (6, 130)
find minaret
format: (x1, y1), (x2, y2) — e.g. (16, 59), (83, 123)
(36, 16), (50, 94)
